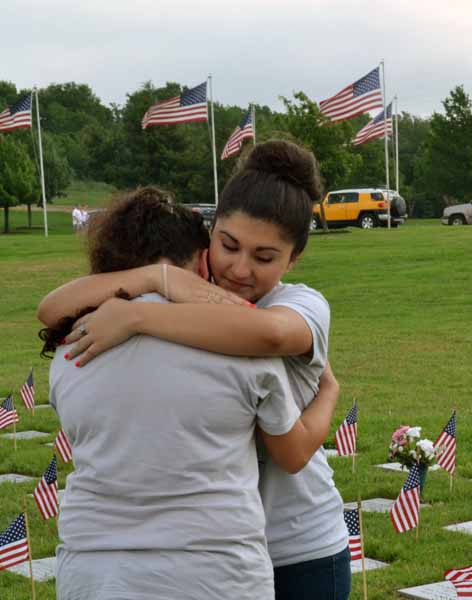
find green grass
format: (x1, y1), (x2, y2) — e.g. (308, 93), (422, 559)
(0, 216), (471, 598)
(54, 180), (116, 208)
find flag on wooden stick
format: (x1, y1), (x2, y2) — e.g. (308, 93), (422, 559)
(0, 513), (30, 571)
(142, 82), (208, 128)
(390, 463), (420, 533)
(434, 411), (456, 475)
(55, 429), (73, 463)
(33, 456), (58, 520)
(344, 509), (363, 561)
(335, 401), (358, 456)
(0, 94), (32, 132)
(20, 370), (35, 410)
(444, 565), (472, 597)
(0, 395), (19, 430)
(221, 110), (254, 159)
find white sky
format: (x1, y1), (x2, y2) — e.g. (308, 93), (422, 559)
(3, 0), (472, 116)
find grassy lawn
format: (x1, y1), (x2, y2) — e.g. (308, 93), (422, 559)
(0, 215), (470, 598)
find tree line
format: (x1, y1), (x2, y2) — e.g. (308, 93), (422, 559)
(1, 79), (471, 232)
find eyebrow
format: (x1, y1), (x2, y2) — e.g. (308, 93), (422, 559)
(220, 230), (281, 253)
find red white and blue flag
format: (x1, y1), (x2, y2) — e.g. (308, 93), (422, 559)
(390, 463), (421, 533)
(444, 565), (472, 597)
(434, 411), (456, 475)
(142, 82), (207, 129)
(0, 94), (32, 132)
(55, 429), (73, 463)
(319, 68), (383, 123)
(335, 401), (358, 456)
(0, 514), (29, 571)
(20, 370), (35, 410)
(33, 456), (58, 520)
(344, 509), (363, 561)
(353, 102), (393, 146)
(0, 395), (19, 430)
(221, 110), (254, 160)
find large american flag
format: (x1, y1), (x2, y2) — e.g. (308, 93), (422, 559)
(433, 411), (456, 475)
(335, 401), (357, 456)
(0, 94), (32, 132)
(142, 82), (207, 129)
(353, 102), (393, 146)
(390, 463), (421, 533)
(445, 565), (472, 597)
(343, 509), (362, 561)
(20, 370), (35, 410)
(33, 456), (58, 520)
(319, 68), (383, 123)
(0, 395), (19, 430)
(221, 110), (254, 160)
(55, 429), (73, 463)
(0, 514), (29, 572)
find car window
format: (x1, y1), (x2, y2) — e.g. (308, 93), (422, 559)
(344, 193), (359, 203)
(327, 193), (342, 205)
(371, 192), (384, 200)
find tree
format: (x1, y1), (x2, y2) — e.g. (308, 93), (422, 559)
(0, 136), (39, 233)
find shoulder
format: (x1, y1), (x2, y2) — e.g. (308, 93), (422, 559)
(258, 283), (330, 315)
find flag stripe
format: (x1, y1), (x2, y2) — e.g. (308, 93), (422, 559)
(55, 429), (73, 463)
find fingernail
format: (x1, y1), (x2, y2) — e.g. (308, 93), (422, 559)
(75, 360), (81, 368)
(64, 353), (70, 360)
(246, 302), (256, 308)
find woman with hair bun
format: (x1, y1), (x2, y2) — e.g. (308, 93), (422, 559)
(39, 141), (351, 599)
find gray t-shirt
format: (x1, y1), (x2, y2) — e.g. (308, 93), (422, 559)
(50, 293), (300, 600)
(257, 283), (348, 567)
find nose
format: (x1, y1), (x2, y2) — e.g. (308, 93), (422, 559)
(231, 254), (252, 280)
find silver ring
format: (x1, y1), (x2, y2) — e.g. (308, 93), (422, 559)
(78, 323), (87, 337)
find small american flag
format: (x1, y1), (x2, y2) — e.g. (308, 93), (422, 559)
(142, 82), (207, 129)
(445, 565), (472, 597)
(55, 429), (73, 463)
(20, 370), (35, 410)
(335, 401), (358, 456)
(434, 411), (456, 475)
(390, 463), (420, 533)
(33, 456), (58, 520)
(0, 395), (19, 430)
(353, 102), (393, 146)
(0, 94), (32, 132)
(343, 509), (363, 561)
(221, 110), (254, 160)
(0, 514), (29, 572)
(319, 67), (383, 123)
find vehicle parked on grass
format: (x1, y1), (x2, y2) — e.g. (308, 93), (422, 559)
(441, 201), (472, 225)
(184, 203), (216, 227)
(312, 188), (407, 230)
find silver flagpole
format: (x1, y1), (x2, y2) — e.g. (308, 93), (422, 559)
(380, 60), (390, 229)
(251, 103), (256, 145)
(34, 87), (48, 238)
(394, 96), (400, 194)
(208, 75), (219, 206)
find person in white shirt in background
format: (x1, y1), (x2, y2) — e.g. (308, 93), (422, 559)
(71, 205), (82, 232)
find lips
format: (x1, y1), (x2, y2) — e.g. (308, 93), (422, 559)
(223, 277), (252, 291)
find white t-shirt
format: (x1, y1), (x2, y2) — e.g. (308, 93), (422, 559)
(257, 283), (348, 567)
(50, 293), (300, 600)
(71, 208), (81, 228)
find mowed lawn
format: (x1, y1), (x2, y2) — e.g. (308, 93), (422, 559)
(0, 209), (471, 599)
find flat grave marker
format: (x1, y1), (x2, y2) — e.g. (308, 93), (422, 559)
(376, 462), (440, 473)
(443, 520), (472, 535)
(0, 430), (50, 441)
(7, 557), (56, 582)
(0, 473), (35, 484)
(35, 404), (52, 410)
(351, 557), (389, 573)
(398, 581), (455, 599)
(344, 498), (430, 513)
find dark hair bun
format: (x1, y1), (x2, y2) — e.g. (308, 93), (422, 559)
(244, 140), (322, 203)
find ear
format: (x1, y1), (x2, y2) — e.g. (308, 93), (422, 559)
(286, 253), (300, 273)
(198, 249), (210, 281)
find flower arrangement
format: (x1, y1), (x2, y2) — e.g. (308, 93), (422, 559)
(388, 426), (438, 469)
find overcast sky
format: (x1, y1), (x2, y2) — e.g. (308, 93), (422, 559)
(4, 0), (472, 117)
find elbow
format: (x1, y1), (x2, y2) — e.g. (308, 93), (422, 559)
(37, 298), (56, 327)
(263, 320), (288, 354)
(281, 452), (312, 475)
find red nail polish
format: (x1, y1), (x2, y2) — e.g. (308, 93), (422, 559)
(75, 360), (81, 367)
(64, 353), (70, 360)
(59, 338), (66, 345)
(247, 302), (256, 308)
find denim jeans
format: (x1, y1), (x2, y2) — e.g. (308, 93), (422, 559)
(274, 546), (352, 600)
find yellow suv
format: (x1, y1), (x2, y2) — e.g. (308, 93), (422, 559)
(312, 188), (407, 229)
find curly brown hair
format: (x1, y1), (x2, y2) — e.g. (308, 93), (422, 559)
(39, 186), (210, 357)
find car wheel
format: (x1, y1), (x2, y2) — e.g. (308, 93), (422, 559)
(449, 214), (466, 225)
(358, 213), (377, 229)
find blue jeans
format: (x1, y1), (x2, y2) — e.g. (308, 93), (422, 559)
(274, 546), (352, 600)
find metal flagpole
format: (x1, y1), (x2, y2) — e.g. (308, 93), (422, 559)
(208, 75), (219, 206)
(394, 96), (400, 194)
(251, 103), (256, 145)
(34, 88), (48, 237)
(380, 61), (391, 229)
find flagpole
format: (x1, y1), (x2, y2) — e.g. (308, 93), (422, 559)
(13, 419), (17, 452)
(251, 103), (256, 145)
(33, 88), (48, 238)
(208, 75), (219, 206)
(22, 498), (36, 600)
(380, 61), (391, 229)
(357, 497), (368, 600)
(394, 96), (399, 194)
